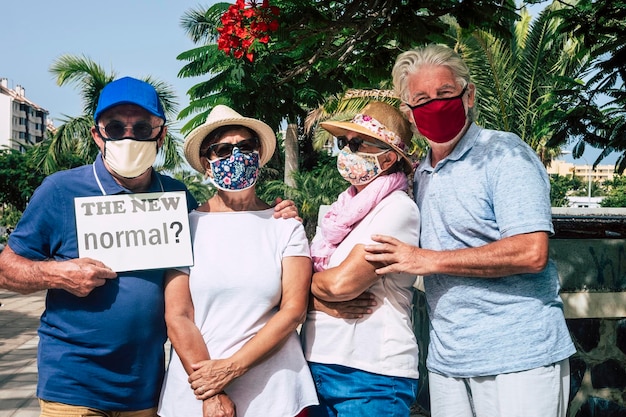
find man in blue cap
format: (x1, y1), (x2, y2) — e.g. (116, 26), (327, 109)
(0, 76), (198, 416)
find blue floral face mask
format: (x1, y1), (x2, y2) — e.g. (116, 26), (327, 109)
(208, 148), (260, 192)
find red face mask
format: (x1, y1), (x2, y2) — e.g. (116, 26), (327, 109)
(407, 85), (468, 144)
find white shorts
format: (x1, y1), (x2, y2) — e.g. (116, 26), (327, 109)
(429, 359), (570, 417)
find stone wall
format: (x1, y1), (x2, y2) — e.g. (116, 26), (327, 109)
(410, 208), (626, 416)
(567, 318), (626, 416)
(552, 209), (626, 416)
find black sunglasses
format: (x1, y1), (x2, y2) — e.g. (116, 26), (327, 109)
(336, 136), (389, 153)
(203, 137), (260, 159)
(97, 120), (164, 141)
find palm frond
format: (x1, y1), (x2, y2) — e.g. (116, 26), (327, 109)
(31, 115), (95, 174)
(180, 3), (231, 44)
(49, 54), (114, 116)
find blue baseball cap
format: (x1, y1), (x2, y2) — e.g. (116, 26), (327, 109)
(94, 77), (166, 122)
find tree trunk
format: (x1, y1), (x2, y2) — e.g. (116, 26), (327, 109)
(284, 122), (298, 188)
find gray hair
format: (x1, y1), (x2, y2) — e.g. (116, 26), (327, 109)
(392, 44), (475, 121)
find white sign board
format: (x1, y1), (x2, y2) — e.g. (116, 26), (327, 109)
(74, 191), (193, 272)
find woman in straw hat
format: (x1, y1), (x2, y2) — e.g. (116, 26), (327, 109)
(300, 101), (420, 416)
(158, 105), (318, 417)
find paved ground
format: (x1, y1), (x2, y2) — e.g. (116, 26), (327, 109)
(0, 290), (172, 417)
(0, 289), (429, 417)
(0, 289), (45, 417)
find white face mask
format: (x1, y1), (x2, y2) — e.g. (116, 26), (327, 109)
(103, 139), (157, 178)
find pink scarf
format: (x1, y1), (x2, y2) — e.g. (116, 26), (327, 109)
(310, 172), (408, 271)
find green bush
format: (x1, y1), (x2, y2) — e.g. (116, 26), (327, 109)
(258, 153), (347, 239)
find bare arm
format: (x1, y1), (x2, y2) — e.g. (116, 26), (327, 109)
(0, 245), (117, 296)
(164, 269), (211, 375)
(309, 291), (377, 319)
(364, 231), (549, 278)
(164, 269), (236, 417)
(189, 256), (312, 399)
(311, 244), (383, 302)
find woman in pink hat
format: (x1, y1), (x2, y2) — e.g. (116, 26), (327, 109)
(301, 101), (421, 416)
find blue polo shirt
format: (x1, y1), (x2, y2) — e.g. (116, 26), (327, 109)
(8, 154), (198, 410)
(414, 123), (575, 378)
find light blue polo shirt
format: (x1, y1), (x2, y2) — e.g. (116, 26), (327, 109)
(414, 123), (575, 377)
(8, 154), (198, 410)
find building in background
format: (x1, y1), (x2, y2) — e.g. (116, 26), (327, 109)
(566, 196), (604, 209)
(547, 160), (619, 208)
(547, 160), (617, 183)
(0, 78), (49, 151)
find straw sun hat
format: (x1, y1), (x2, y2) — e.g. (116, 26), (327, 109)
(184, 105), (276, 173)
(320, 101), (415, 174)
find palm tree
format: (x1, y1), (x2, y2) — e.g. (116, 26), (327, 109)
(444, 2), (592, 166)
(32, 55), (185, 175)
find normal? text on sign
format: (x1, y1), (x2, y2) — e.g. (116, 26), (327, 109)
(74, 191), (193, 272)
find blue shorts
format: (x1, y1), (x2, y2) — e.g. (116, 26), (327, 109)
(308, 362), (418, 417)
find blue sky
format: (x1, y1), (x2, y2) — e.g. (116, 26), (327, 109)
(1, 0), (618, 165)
(1, 0), (216, 130)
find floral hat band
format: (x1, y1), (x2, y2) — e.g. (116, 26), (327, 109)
(352, 113), (406, 150)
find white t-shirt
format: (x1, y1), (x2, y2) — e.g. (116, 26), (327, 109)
(158, 208), (318, 417)
(301, 191), (421, 379)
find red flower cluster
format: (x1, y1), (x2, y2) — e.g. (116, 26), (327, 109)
(217, 0), (280, 62)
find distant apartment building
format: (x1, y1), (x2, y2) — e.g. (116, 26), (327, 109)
(547, 160), (620, 208)
(0, 78), (49, 151)
(547, 160), (618, 183)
